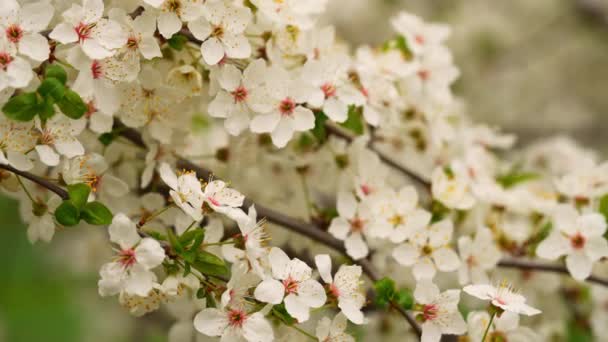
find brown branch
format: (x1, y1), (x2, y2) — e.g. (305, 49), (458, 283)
(498, 258), (608, 287)
(0, 164), (68, 200)
(324, 123), (431, 188)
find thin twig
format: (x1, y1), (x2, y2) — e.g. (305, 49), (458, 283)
(498, 258), (608, 287)
(0, 164), (68, 200)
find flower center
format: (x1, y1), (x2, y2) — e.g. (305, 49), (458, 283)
(231, 86), (248, 103)
(321, 83), (336, 99)
(91, 60), (103, 79)
(118, 248), (137, 268)
(165, 0), (181, 13)
(389, 214), (404, 227)
(207, 196), (221, 206)
(415, 35), (425, 45)
(282, 277), (299, 294)
(570, 233), (586, 249)
(329, 283), (340, 297)
(6, 24), (23, 43)
(211, 26), (224, 39)
(227, 309), (247, 328)
(127, 36), (139, 49)
(422, 304), (438, 321)
(279, 98), (296, 116)
(75, 22), (95, 42)
(0, 52), (13, 70)
(421, 245), (433, 256)
(417, 69), (430, 81)
(86, 101), (97, 118)
(360, 184), (372, 196)
(349, 217), (365, 232)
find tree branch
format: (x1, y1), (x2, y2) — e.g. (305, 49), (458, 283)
(0, 164), (68, 200)
(498, 258), (608, 287)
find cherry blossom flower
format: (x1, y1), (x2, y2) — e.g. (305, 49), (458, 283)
(413, 279), (466, 342)
(208, 60), (267, 135)
(315, 254), (366, 324)
(316, 313), (355, 342)
(431, 161), (475, 210)
(202, 179), (245, 219)
(254, 247), (326, 322)
(98, 213), (165, 297)
(0, 36), (33, 91)
(194, 306), (274, 342)
(467, 310), (538, 342)
(457, 227), (501, 285)
(188, 1), (252, 65)
(390, 12), (450, 56)
(249, 66), (315, 148)
(536, 205), (608, 280)
(62, 153), (130, 199)
(328, 191), (376, 260)
(392, 219), (460, 280)
(463, 283), (541, 316)
(159, 163), (204, 221)
(50, 0), (127, 59)
(0, 0), (54, 62)
(370, 185), (431, 243)
(22, 194), (61, 244)
(145, 0), (205, 38)
(33, 115), (86, 167)
(0, 116), (35, 171)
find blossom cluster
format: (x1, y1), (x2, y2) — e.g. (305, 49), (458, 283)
(2, 0), (608, 341)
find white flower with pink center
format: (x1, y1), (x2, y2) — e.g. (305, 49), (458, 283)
(463, 282), (541, 316)
(159, 163), (205, 221)
(0, 0), (54, 62)
(315, 254), (366, 324)
(390, 12), (450, 57)
(202, 179), (245, 220)
(98, 214), (166, 297)
(254, 247), (326, 322)
(413, 279), (466, 342)
(328, 191), (377, 260)
(0, 36), (32, 91)
(536, 204), (608, 280)
(49, 0), (127, 59)
(208, 60), (267, 135)
(249, 66), (315, 148)
(194, 306), (274, 342)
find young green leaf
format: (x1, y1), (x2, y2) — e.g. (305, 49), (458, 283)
(38, 96), (56, 121)
(395, 288), (414, 310)
(37, 78), (66, 101)
(168, 33), (188, 51)
(312, 111), (328, 142)
(340, 106), (364, 135)
(67, 183), (91, 209)
(80, 201), (113, 225)
(2, 92), (40, 121)
(57, 89), (88, 119)
(55, 201), (80, 227)
(167, 228), (184, 254)
(44, 64), (68, 85)
(599, 194), (608, 223)
(374, 277), (396, 307)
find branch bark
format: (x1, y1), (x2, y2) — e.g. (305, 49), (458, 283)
(0, 164), (68, 200)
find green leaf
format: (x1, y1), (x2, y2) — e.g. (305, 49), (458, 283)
(38, 96), (56, 121)
(192, 251), (229, 277)
(37, 78), (66, 101)
(98, 132), (116, 146)
(167, 228), (184, 254)
(272, 303), (296, 325)
(57, 89), (87, 119)
(67, 183), (91, 209)
(2, 92), (40, 121)
(44, 64), (68, 85)
(599, 194), (608, 224)
(168, 33), (188, 51)
(374, 277), (396, 307)
(312, 111), (328, 142)
(55, 201), (80, 227)
(179, 228), (204, 247)
(395, 288), (414, 310)
(496, 171), (539, 189)
(80, 201), (113, 225)
(340, 106), (364, 135)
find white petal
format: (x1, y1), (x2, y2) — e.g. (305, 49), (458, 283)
(345, 232), (368, 260)
(328, 217), (350, 240)
(432, 247), (461, 272)
(6, 151), (32, 171)
(19, 33), (50, 62)
(102, 174), (129, 197)
(188, 18), (212, 41)
(297, 279), (327, 308)
(254, 279), (285, 304)
(392, 243), (420, 266)
(413, 257), (436, 280)
(109, 213), (140, 249)
(292, 106), (315, 131)
(49, 23), (78, 44)
(82, 39), (113, 59)
(159, 163), (178, 190)
(323, 98), (348, 122)
(566, 252), (593, 281)
(135, 238), (165, 269)
(201, 38), (225, 66)
(242, 312), (274, 342)
(250, 113), (281, 133)
(54, 140), (85, 159)
(124, 264), (157, 296)
(269, 247), (291, 280)
(337, 191), (357, 219)
(158, 12), (183, 39)
(314, 254), (333, 284)
(285, 293), (310, 323)
(414, 279), (440, 304)
(20, 2), (55, 31)
(7, 58), (33, 88)
(35, 145), (60, 166)
(536, 232), (571, 260)
(193, 308), (228, 337)
(585, 237), (608, 261)
(222, 33), (251, 59)
(421, 322), (442, 342)
(219, 64), (242, 92)
(139, 36), (162, 59)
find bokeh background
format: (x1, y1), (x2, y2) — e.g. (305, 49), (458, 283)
(2, 0), (608, 341)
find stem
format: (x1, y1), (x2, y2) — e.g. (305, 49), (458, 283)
(271, 308), (316, 341)
(142, 204), (174, 224)
(481, 312), (496, 342)
(16, 175), (35, 203)
(0, 164), (68, 200)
